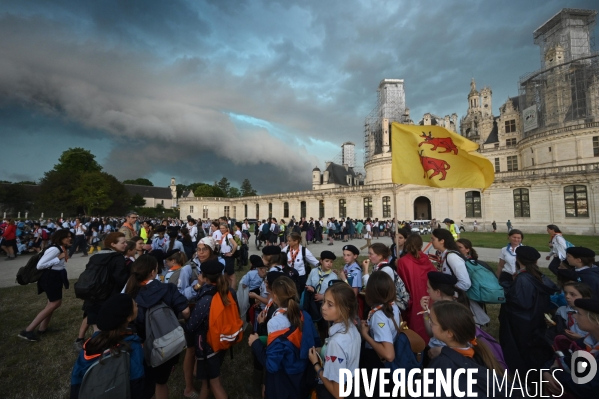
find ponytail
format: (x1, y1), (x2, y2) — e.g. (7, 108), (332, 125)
(203, 272), (231, 306)
(125, 255), (158, 298)
(271, 276), (303, 331)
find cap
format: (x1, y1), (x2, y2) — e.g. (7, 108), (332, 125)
(155, 226), (166, 233)
(427, 271), (458, 286)
(250, 254), (265, 268)
(442, 218), (451, 223)
(320, 250), (336, 261)
(566, 247), (596, 259)
(574, 298), (599, 314)
(96, 294), (134, 331)
(199, 237), (216, 252)
(515, 246), (541, 261)
(342, 245), (359, 255)
(262, 246), (281, 256)
(200, 259), (224, 275)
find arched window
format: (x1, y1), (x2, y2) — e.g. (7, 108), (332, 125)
(465, 191), (481, 218)
(319, 200), (325, 219)
(268, 203), (273, 219)
(300, 201), (307, 219)
(513, 189), (530, 217)
(364, 197), (372, 218)
(564, 185), (588, 217)
(283, 202), (289, 218)
(382, 196), (391, 218)
(256, 204), (259, 219)
(339, 199), (346, 218)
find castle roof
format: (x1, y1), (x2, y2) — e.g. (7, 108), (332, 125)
(323, 162), (358, 186)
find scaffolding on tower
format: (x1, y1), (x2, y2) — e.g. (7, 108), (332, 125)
(364, 79), (407, 165)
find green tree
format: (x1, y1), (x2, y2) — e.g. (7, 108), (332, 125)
(71, 171), (113, 215)
(15, 181), (37, 185)
(211, 184), (226, 197)
(130, 193), (147, 207)
(123, 178), (153, 186)
(176, 183), (190, 198)
(53, 147), (102, 173)
(229, 187), (241, 198)
(240, 178), (257, 197)
(0, 184), (34, 214)
(194, 184), (214, 197)
(216, 177), (230, 196)
(37, 169), (76, 214)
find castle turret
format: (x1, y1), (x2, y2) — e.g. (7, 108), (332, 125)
(312, 166), (321, 187)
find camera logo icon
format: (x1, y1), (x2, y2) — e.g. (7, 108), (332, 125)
(571, 350), (597, 384)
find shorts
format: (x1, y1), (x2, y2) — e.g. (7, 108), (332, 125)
(146, 353), (180, 385)
(2, 239), (16, 247)
(37, 270), (63, 302)
(196, 350), (226, 380)
(223, 257), (235, 276)
(32, 240), (42, 248)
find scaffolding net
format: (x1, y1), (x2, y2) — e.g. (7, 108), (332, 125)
(519, 9), (599, 137)
(364, 80), (406, 164)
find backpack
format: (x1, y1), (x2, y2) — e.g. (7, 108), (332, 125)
(446, 251), (505, 304)
(144, 302), (186, 367)
(15, 247), (50, 285)
(383, 319), (425, 372)
(476, 326), (509, 372)
(41, 229), (50, 240)
(273, 224), (280, 235)
(74, 254), (118, 302)
(165, 265), (198, 286)
(78, 350), (131, 399)
(293, 224), (301, 234)
(377, 263), (410, 311)
(204, 290), (244, 353)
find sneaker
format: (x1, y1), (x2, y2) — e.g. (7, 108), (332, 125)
(6, 256), (15, 261)
(18, 330), (39, 342)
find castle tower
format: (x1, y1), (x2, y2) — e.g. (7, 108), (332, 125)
(341, 142), (356, 167)
(468, 78), (480, 110)
(170, 177), (177, 208)
(312, 167), (321, 188)
(481, 87), (492, 117)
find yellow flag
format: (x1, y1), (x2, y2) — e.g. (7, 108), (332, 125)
(391, 123), (494, 189)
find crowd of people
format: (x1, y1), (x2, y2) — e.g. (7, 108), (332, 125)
(4, 211), (599, 398)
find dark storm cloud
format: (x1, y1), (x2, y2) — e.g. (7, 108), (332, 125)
(0, 0), (598, 193)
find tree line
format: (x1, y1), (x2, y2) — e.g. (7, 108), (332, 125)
(0, 148), (259, 217)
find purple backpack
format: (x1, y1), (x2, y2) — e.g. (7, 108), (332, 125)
(476, 327), (509, 373)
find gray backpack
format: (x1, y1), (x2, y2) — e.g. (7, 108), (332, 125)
(79, 351), (131, 399)
(144, 302), (186, 367)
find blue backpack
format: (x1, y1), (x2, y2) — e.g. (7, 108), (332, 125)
(447, 251), (506, 304)
(383, 318), (425, 372)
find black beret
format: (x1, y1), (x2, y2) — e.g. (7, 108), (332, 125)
(320, 250), (336, 261)
(566, 247), (596, 259)
(557, 268), (581, 283)
(96, 294), (133, 331)
(574, 298), (599, 314)
(250, 255), (265, 268)
(342, 245), (359, 255)
(155, 226), (166, 233)
(262, 245), (281, 255)
(427, 271), (458, 286)
(200, 259), (224, 275)
(266, 271), (285, 286)
(515, 246), (541, 261)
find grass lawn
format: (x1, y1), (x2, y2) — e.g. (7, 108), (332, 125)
(0, 259), (557, 399)
(419, 231), (599, 253)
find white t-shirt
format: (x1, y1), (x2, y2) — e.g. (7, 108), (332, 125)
(441, 250), (471, 291)
(499, 244), (521, 275)
(212, 230), (222, 242)
(321, 323), (361, 384)
(220, 233), (234, 253)
(364, 223), (372, 239)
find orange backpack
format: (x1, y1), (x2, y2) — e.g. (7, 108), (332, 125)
(207, 291), (244, 353)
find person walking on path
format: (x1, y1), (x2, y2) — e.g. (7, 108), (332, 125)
(506, 220), (513, 232)
(359, 218), (372, 251)
(1, 218), (17, 260)
(118, 211), (138, 241)
(546, 224), (568, 275)
(69, 218), (88, 257)
(492, 220), (497, 233)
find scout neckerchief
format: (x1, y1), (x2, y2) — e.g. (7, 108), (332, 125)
(367, 302), (394, 322)
(289, 246), (300, 266)
(315, 266), (332, 292)
(61, 245), (69, 263)
(504, 243), (522, 257)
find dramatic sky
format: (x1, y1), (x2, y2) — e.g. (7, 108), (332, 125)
(1, 1), (598, 193)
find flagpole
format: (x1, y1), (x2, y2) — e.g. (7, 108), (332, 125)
(393, 183), (399, 260)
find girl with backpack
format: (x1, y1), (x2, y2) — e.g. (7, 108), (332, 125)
(18, 229), (72, 342)
(308, 282), (360, 399)
(420, 272), (501, 367)
(358, 271), (401, 397)
(249, 276), (320, 399)
(425, 301), (509, 396)
(125, 255), (190, 399)
(430, 229), (471, 291)
(70, 294), (145, 399)
(283, 232), (319, 296)
(186, 259), (239, 399)
(396, 234), (436, 343)
(361, 243), (409, 312)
